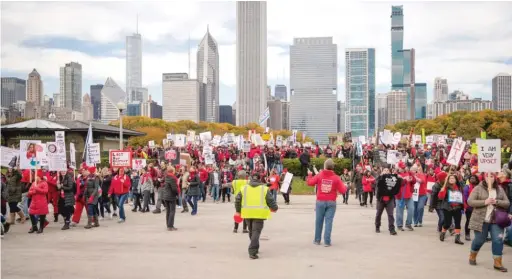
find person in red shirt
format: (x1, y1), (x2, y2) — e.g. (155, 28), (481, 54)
(45, 171), (59, 222)
(306, 159), (347, 247)
(108, 168), (131, 223)
(362, 170), (376, 207)
(268, 169), (280, 202)
(198, 164), (209, 202)
(395, 161), (417, 231)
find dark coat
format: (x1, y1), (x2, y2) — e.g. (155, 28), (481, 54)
(84, 175), (100, 205)
(6, 170), (22, 203)
(186, 173), (201, 196)
(60, 173), (76, 207)
(161, 174), (178, 201)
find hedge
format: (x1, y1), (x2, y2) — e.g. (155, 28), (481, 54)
(282, 158), (352, 176)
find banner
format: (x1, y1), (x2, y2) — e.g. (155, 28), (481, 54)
(86, 143), (101, 166)
(47, 141), (67, 171)
(0, 146), (19, 168)
(109, 150), (132, 168)
(19, 140), (43, 169)
(476, 139), (501, 172)
(69, 143), (76, 169)
(446, 138), (466, 166)
(132, 158), (147, 170)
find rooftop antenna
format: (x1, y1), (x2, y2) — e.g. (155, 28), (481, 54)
(188, 32), (191, 76)
(136, 13), (139, 34)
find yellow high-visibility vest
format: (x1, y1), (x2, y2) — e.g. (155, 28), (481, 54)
(241, 185), (271, 220)
(232, 179), (248, 197)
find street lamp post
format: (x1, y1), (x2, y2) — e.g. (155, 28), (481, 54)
(117, 101), (127, 150)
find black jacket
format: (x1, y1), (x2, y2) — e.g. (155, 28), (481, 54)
(60, 173), (76, 207)
(429, 182), (443, 210)
(162, 175), (178, 201)
(376, 174), (402, 201)
(299, 152), (310, 166)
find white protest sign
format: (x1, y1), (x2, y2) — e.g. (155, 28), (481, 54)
(19, 140), (42, 169)
(187, 130), (196, 142)
(46, 142), (67, 171)
(211, 135), (222, 147)
(386, 150), (399, 165)
(148, 140), (155, 147)
(276, 135), (283, 147)
(243, 141), (251, 153)
(476, 139), (501, 172)
(166, 133), (173, 141)
(0, 146), (19, 168)
(109, 150), (132, 168)
(446, 138), (466, 166)
(391, 132), (401, 145)
(412, 182), (420, 202)
(200, 131), (212, 141)
(426, 135), (434, 144)
(382, 130), (392, 145)
(69, 143), (76, 169)
(38, 144), (49, 167)
(280, 172), (293, 193)
(174, 134), (186, 147)
(86, 143), (101, 165)
(55, 131), (66, 155)
(358, 136), (366, 145)
(132, 159), (147, 170)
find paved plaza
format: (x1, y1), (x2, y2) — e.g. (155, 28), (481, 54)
(2, 195), (511, 279)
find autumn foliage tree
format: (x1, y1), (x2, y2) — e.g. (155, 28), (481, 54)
(384, 110), (512, 143)
(111, 116), (315, 147)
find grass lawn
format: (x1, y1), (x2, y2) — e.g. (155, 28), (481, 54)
(290, 178), (315, 195)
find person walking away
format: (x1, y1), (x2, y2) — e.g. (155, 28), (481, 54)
(468, 173), (510, 272)
(280, 169), (292, 205)
(362, 170), (375, 207)
(299, 149), (310, 180)
(306, 159), (347, 247)
(463, 174), (480, 240)
(412, 166), (427, 227)
(180, 166), (190, 212)
(234, 172), (278, 259)
(395, 162), (416, 231)
(131, 170), (142, 212)
(108, 168), (131, 223)
(27, 170), (48, 234)
(186, 167), (201, 215)
(139, 168), (154, 213)
(59, 169), (75, 230)
(162, 166), (179, 231)
(374, 168), (401, 235)
(5, 167), (25, 225)
(437, 174), (464, 244)
(352, 166), (363, 206)
(340, 169), (351, 204)
(232, 170), (249, 233)
(84, 167), (100, 229)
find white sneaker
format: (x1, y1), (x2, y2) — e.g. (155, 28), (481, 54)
(177, 205), (182, 209)
(109, 212), (113, 220)
(99, 217), (104, 221)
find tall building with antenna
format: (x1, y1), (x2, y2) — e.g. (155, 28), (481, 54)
(126, 15), (142, 103)
(197, 25), (219, 122)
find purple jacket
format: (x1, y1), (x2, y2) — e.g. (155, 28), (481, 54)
(463, 184), (473, 211)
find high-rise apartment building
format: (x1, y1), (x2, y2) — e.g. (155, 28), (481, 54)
(162, 73), (200, 122)
(345, 48), (376, 138)
(27, 69), (43, 106)
(59, 62), (82, 111)
(126, 30), (142, 103)
(290, 37), (337, 144)
(415, 83), (427, 119)
(141, 95), (162, 119)
(492, 73), (512, 111)
(197, 26), (219, 122)
(274, 84), (287, 101)
(376, 93), (388, 130)
(433, 77), (448, 102)
(100, 77), (127, 124)
(236, 1), (267, 126)
(90, 84), (103, 120)
(431, 98), (492, 118)
(1, 77), (26, 108)
(387, 90), (407, 125)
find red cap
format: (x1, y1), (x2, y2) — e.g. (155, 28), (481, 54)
(88, 167), (96, 174)
(436, 171), (448, 183)
(397, 161), (406, 169)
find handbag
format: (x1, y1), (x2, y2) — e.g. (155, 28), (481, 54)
(495, 207), (512, 229)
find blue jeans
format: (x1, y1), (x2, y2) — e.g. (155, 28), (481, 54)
(87, 204), (96, 217)
(276, 163), (283, 175)
(471, 223), (505, 257)
(21, 193), (29, 217)
(395, 198), (414, 227)
(435, 208), (445, 232)
(115, 193), (128, 220)
(270, 189), (278, 202)
(211, 184), (220, 201)
(187, 195), (199, 215)
(413, 195), (428, 225)
(314, 201), (337, 245)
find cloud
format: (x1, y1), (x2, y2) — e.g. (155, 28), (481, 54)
(1, 1), (511, 106)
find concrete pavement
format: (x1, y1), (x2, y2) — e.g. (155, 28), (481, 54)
(1, 195), (511, 279)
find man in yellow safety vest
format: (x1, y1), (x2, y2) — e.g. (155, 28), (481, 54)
(235, 172), (278, 259)
(232, 170), (249, 233)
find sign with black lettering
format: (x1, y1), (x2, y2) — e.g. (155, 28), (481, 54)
(476, 139), (501, 172)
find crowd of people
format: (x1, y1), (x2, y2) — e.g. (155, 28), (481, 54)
(1, 138), (511, 269)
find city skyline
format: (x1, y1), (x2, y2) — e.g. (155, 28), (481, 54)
(1, 1), (511, 107)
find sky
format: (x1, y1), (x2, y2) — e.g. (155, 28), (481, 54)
(1, 1), (512, 106)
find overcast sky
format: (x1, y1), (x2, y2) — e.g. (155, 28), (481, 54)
(1, 1), (511, 106)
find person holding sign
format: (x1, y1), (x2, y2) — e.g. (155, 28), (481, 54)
(467, 173), (510, 272)
(437, 174), (464, 245)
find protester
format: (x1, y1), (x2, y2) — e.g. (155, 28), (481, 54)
(109, 168), (131, 223)
(27, 170), (48, 234)
(232, 170), (249, 233)
(375, 168), (401, 235)
(162, 166), (178, 231)
(438, 174), (464, 244)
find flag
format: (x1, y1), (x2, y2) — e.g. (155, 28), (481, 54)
(480, 130), (487, 139)
(259, 107), (270, 126)
(83, 122), (93, 162)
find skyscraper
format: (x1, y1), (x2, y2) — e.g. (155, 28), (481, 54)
(492, 73), (512, 111)
(414, 83), (427, 119)
(236, 1), (267, 126)
(345, 48), (376, 138)
(433, 77), (448, 102)
(82, 93), (93, 121)
(1, 77), (26, 108)
(387, 90), (407, 125)
(90, 84), (103, 120)
(337, 101), (347, 133)
(59, 62), (82, 111)
(290, 37), (337, 144)
(219, 105), (234, 124)
(274, 84), (287, 101)
(162, 73), (200, 122)
(100, 77), (127, 124)
(391, 6), (404, 87)
(197, 26), (219, 122)
(126, 28), (142, 103)
(376, 93), (388, 131)
(27, 69), (43, 106)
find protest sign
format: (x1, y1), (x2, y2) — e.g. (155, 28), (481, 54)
(0, 146), (19, 168)
(386, 150), (399, 165)
(47, 141), (67, 171)
(165, 150), (178, 161)
(69, 143), (76, 169)
(132, 159), (147, 170)
(446, 138), (466, 166)
(109, 150), (132, 168)
(174, 134), (186, 147)
(55, 131), (66, 155)
(200, 131), (212, 142)
(476, 139), (501, 172)
(19, 140), (43, 169)
(243, 141), (251, 153)
(86, 143), (101, 165)
(187, 130), (196, 142)
(148, 140), (155, 147)
(180, 153), (192, 167)
(280, 172), (293, 193)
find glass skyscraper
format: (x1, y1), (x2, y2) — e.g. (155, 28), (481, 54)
(391, 6), (404, 87)
(414, 83), (427, 119)
(345, 48), (376, 138)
